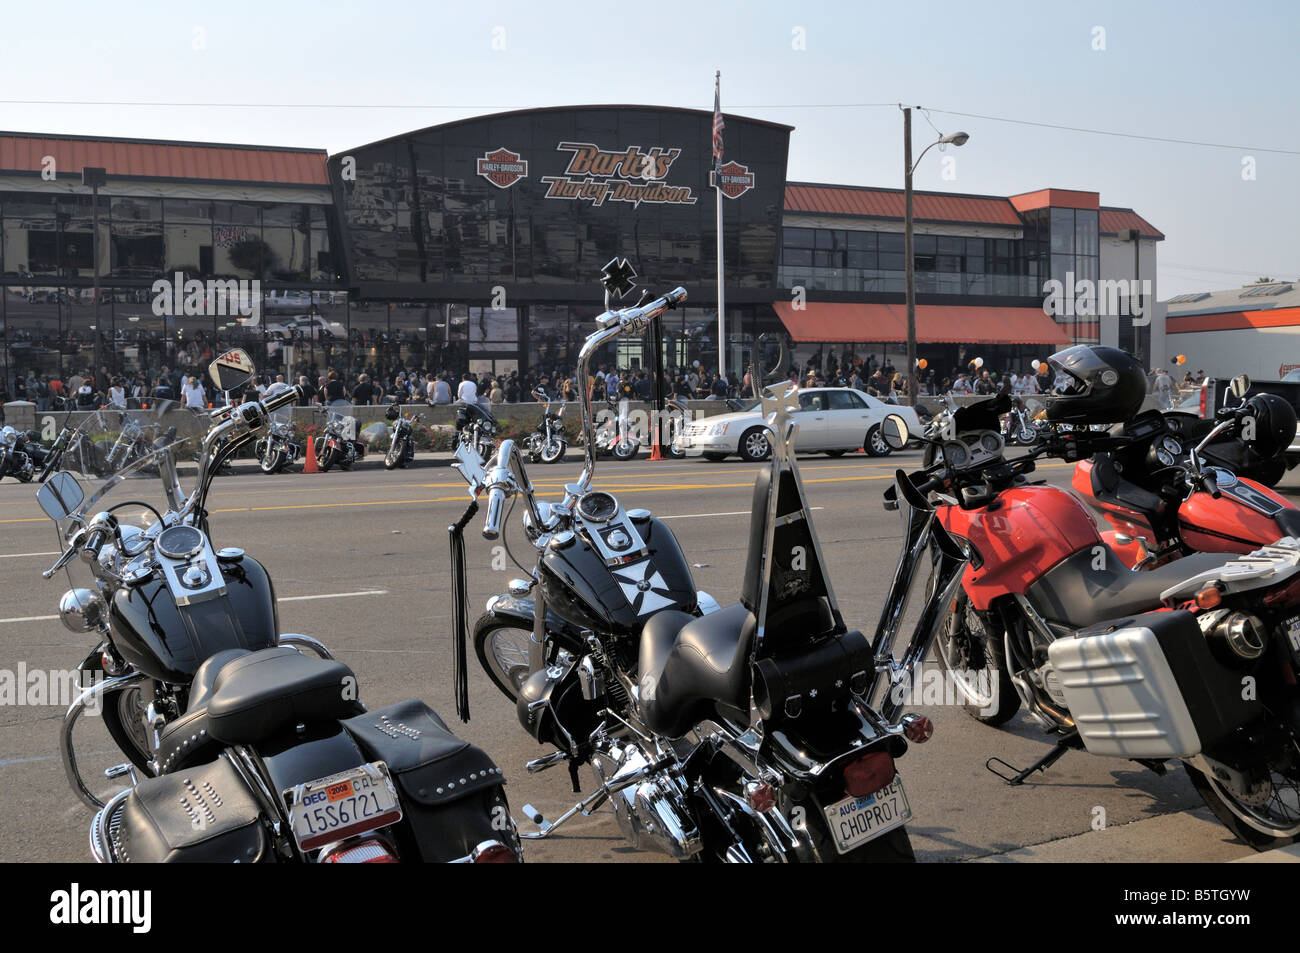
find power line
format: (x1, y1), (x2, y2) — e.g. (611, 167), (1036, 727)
(2, 97), (1295, 156)
(1163, 261), (1299, 278)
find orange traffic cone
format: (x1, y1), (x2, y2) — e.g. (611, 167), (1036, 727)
(303, 436), (319, 473)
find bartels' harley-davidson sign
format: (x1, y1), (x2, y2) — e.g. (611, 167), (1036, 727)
(540, 142), (698, 207)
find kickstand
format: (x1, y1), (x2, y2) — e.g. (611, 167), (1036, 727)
(986, 729), (1080, 786)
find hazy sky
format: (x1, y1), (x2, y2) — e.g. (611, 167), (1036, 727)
(2, 0), (1294, 297)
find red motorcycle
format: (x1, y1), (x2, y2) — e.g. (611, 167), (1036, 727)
(909, 387), (1300, 849)
(1071, 380), (1299, 566)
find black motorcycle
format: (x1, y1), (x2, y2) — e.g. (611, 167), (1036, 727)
(456, 401), (498, 464)
(524, 387), (567, 464)
(37, 350), (518, 863)
(0, 425), (48, 482)
(316, 409), (366, 471)
(384, 404), (421, 470)
(254, 399), (302, 474)
(448, 274), (968, 862)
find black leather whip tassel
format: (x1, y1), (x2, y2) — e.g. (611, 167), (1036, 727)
(449, 499), (479, 723)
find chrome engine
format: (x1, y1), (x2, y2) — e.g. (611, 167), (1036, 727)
(589, 739), (702, 860)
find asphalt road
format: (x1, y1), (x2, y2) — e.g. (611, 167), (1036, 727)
(2, 449), (1297, 864)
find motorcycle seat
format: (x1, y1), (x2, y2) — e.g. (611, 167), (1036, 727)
(637, 602), (756, 738)
(157, 646), (361, 773)
(1024, 548), (1231, 629)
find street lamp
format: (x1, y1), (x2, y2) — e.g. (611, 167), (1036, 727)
(903, 109), (968, 405)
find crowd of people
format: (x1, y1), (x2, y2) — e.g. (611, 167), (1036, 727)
(0, 353), (1211, 421)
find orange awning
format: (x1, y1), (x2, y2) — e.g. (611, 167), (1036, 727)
(772, 301), (1070, 346)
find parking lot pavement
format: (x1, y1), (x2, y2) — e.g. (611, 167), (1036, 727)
(2, 452), (1296, 863)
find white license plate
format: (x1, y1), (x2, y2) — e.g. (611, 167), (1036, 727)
(284, 762), (403, 852)
(1285, 616), (1300, 658)
(823, 775), (912, 854)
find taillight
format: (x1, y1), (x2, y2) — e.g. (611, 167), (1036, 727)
(843, 750), (895, 798)
(320, 837), (399, 863)
(743, 780), (777, 813)
(470, 840), (518, 863)
(1200, 383), (1207, 419)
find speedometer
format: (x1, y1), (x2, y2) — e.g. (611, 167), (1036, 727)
(1155, 448), (1175, 467)
(943, 442), (970, 468)
(1161, 436), (1182, 456)
(576, 491), (619, 523)
(979, 433), (1003, 454)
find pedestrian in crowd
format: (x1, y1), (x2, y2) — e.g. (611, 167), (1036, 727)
(1153, 367), (1175, 409)
(490, 378), (504, 403)
(352, 373), (375, 405)
(182, 376), (207, 409)
(324, 370), (347, 406)
(108, 378), (127, 409)
(296, 375), (317, 406)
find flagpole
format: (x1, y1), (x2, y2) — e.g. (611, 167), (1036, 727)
(714, 70), (726, 384)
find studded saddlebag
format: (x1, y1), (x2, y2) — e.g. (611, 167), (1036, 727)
(339, 699), (513, 862)
(113, 757), (273, 862)
(752, 629), (874, 723)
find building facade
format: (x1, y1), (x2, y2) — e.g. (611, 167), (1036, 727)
(1166, 282), (1300, 381)
(0, 107), (1166, 398)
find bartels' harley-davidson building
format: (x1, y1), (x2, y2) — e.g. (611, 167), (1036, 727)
(0, 105), (1166, 391)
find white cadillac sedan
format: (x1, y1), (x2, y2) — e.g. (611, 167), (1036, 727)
(673, 387), (924, 462)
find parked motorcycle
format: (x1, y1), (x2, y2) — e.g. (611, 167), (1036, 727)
(524, 387), (567, 464)
(36, 350), (517, 863)
(254, 395), (302, 474)
(0, 425), (48, 482)
(448, 278), (968, 862)
(909, 382), (1300, 849)
(1000, 396), (1039, 446)
(1072, 376), (1299, 565)
(590, 396), (640, 460)
(384, 404), (422, 470)
(315, 409), (366, 471)
(455, 401), (498, 465)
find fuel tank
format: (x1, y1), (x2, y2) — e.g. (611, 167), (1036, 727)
(1072, 459), (1156, 541)
(109, 554), (279, 683)
(1179, 475), (1295, 553)
(939, 485), (1101, 611)
(538, 516), (696, 637)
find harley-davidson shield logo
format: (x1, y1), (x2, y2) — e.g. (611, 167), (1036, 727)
(477, 147), (528, 189)
(711, 160), (755, 199)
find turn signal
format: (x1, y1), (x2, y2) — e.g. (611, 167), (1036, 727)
(843, 751), (895, 798)
(320, 837), (399, 863)
(901, 712), (934, 743)
(743, 780), (777, 813)
(1195, 586), (1222, 610)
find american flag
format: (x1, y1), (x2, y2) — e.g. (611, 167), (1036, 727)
(712, 75), (724, 170)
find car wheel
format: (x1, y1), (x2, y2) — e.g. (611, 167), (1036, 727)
(702, 452), (728, 462)
(739, 427), (772, 462)
(865, 425), (891, 457)
(826, 449), (848, 457)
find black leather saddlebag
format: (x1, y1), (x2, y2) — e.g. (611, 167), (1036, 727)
(114, 757), (272, 863)
(339, 699), (513, 862)
(752, 629), (874, 723)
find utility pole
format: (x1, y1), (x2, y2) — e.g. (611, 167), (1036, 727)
(903, 108), (916, 407)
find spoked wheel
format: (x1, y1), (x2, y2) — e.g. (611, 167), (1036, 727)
(260, 448), (285, 474)
(1185, 740), (1300, 850)
(473, 614), (584, 702)
(318, 444), (336, 472)
(612, 439), (638, 460)
(930, 589), (1020, 725)
(384, 441), (402, 470)
(539, 437), (566, 464)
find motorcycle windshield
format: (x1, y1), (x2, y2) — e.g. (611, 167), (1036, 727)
(58, 402), (208, 519)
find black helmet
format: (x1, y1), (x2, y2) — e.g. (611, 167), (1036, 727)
(1241, 392), (1296, 461)
(385, 404), (399, 421)
(1044, 345), (1147, 423)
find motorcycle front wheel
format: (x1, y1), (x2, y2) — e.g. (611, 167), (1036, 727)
(384, 440), (402, 470)
(260, 448), (285, 474)
(318, 444), (336, 472)
(101, 683), (156, 775)
(930, 588), (1020, 725)
(473, 614), (585, 702)
(612, 439), (638, 460)
(539, 437), (566, 464)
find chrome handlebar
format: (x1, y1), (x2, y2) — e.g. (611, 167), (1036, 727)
(578, 287), (686, 491)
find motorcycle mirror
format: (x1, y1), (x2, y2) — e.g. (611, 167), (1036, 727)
(37, 471), (83, 520)
(882, 414), (910, 451)
(1229, 374), (1251, 400)
(209, 348), (255, 393)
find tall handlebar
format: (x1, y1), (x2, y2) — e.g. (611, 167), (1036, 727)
(578, 287), (686, 492)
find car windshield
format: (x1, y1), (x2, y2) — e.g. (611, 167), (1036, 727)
(1283, 369), (1300, 382)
